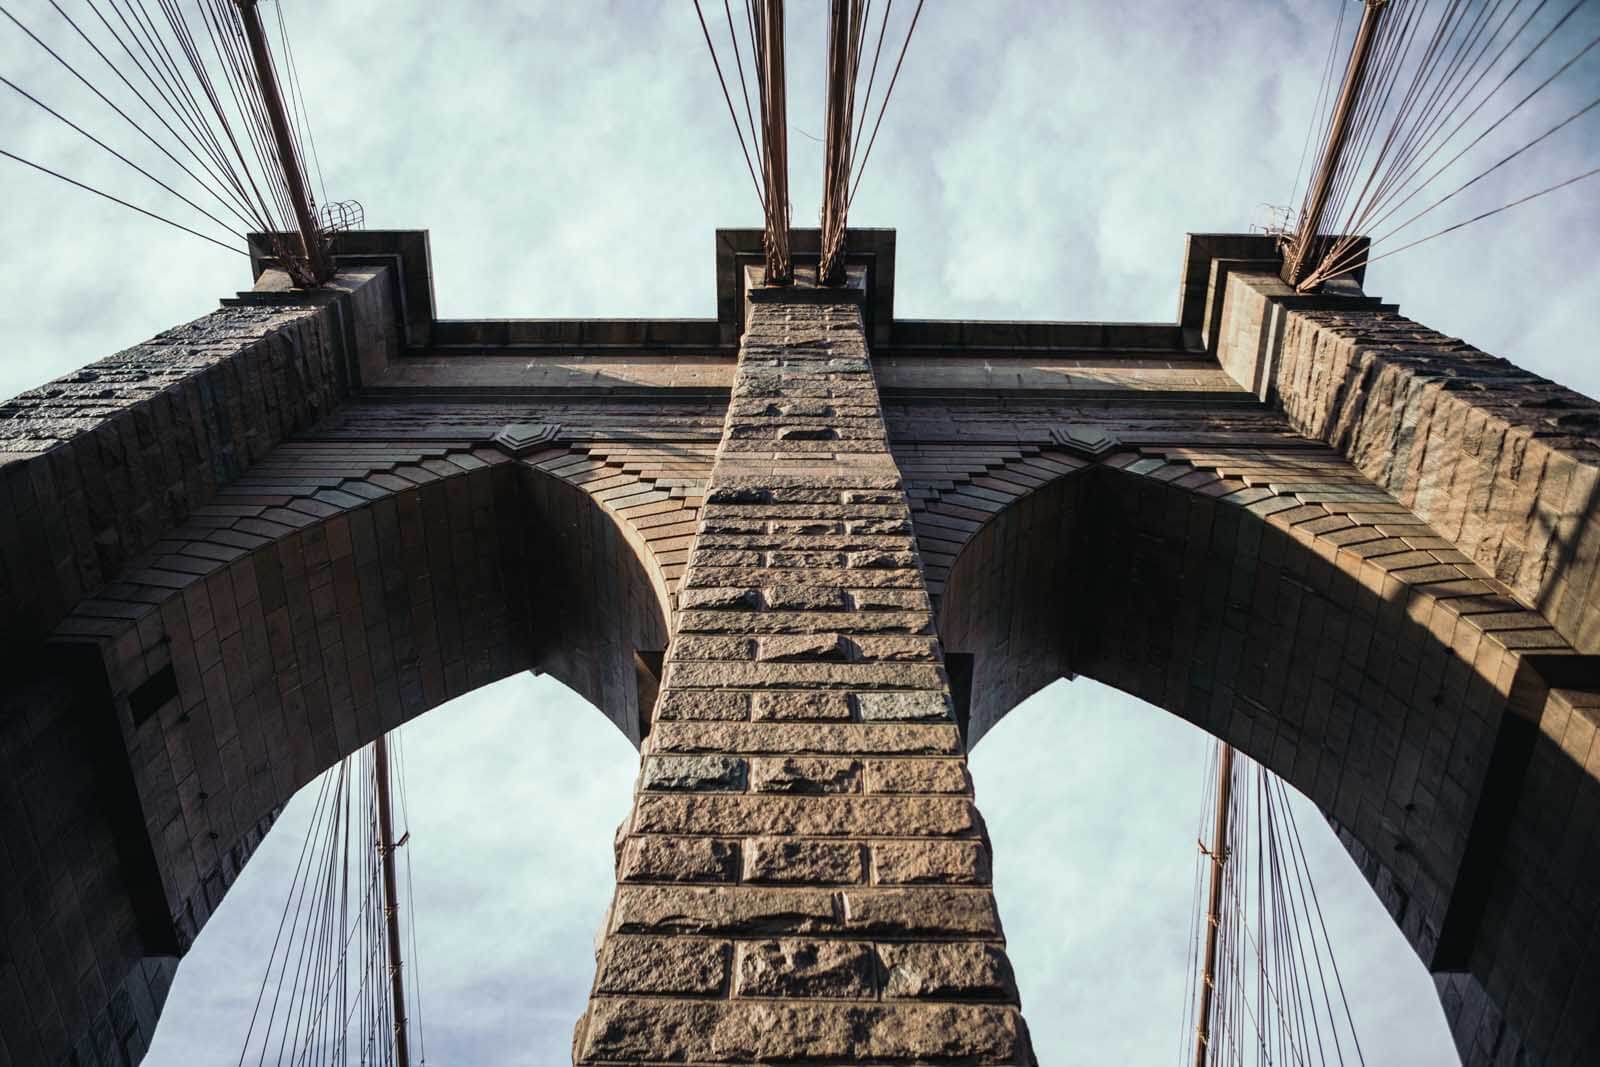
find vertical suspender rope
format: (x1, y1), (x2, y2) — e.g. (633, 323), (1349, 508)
(374, 735), (411, 1067)
(1193, 743), (1235, 1067)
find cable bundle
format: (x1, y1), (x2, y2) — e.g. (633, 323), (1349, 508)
(1182, 743), (1365, 1067)
(818, 0), (923, 285)
(693, 0), (793, 284)
(1, 0), (343, 286)
(1283, 0), (1599, 291)
(238, 733), (426, 1066)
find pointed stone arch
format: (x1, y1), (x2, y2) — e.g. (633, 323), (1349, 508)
(10, 433), (689, 1065)
(926, 442), (1600, 1065)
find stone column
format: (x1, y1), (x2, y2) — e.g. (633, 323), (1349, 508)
(573, 285), (1036, 1063)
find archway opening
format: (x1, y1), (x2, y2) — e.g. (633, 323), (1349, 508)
(970, 676), (1459, 1063)
(144, 671), (638, 1064)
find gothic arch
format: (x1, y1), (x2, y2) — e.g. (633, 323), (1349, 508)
(928, 444), (1600, 1063)
(22, 441), (676, 1062)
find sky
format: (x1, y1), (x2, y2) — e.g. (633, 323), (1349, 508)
(2, 0), (1597, 1062)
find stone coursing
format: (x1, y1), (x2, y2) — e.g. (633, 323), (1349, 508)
(574, 291), (1035, 1064)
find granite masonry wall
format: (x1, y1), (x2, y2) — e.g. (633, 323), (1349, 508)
(573, 291), (1035, 1064)
(6, 238), (1600, 1067)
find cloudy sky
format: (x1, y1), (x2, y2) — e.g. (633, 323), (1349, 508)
(3, 0), (1597, 1062)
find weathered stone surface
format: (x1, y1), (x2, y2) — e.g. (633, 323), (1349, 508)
(735, 940), (875, 999)
(642, 755), (747, 792)
(840, 888), (1004, 937)
(764, 584), (848, 610)
(611, 885), (839, 935)
(847, 517), (912, 536)
(851, 635), (942, 661)
(671, 635), (756, 660)
(651, 721), (962, 755)
(855, 690), (955, 722)
(679, 586), (760, 610)
(758, 633), (846, 661)
(865, 758), (972, 794)
(665, 660), (945, 689)
(750, 756), (862, 793)
(578, 998), (1031, 1061)
(847, 587), (928, 610)
(654, 690), (750, 722)
(745, 838), (866, 884)
(619, 836), (740, 883)
(681, 608), (930, 634)
(880, 942), (1018, 1000)
(687, 563), (924, 587)
(632, 794), (980, 837)
(873, 840), (990, 884)
(751, 690), (854, 722)
(597, 935), (732, 995)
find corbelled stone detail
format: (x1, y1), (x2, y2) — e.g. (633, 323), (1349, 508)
(574, 291), (1036, 1064)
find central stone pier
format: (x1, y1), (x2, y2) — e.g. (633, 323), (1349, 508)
(573, 283), (1036, 1062)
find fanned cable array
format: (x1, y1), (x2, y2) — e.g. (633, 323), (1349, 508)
(1280, 0), (1600, 291)
(237, 731), (425, 1067)
(817, 0), (923, 284)
(1, 0), (347, 286)
(693, 0), (793, 284)
(1181, 743), (1365, 1067)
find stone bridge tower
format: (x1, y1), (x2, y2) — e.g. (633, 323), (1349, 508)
(2, 230), (1598, 1066)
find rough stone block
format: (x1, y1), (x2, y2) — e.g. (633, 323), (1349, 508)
(734, 940), (875, 999)
(618, 837), (739, 883)
(631, 794), (980, 837)
(745, 837), (866, 884)
(873, 840), (990, 885)
(763, 584), (848, 610)
(750, 756), (862, 793)
(865, 758), (972, 794)
(854, 690), (954, 722)
(751, 690), (853, 722)
(758, 633), (846, 661)
(610, 885), (838, 935)
(642, 755), (747, 792)
(678, 586), (760, 610)
(879, 942), (1017, 1000)
(664, 661), (945, 689)
(650, 721), (962, 756)
(597, 935), (732, 995)
(840, 888), (1003, 937)
(654, 690), (750, 722)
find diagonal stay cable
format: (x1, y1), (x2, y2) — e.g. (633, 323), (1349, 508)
(692, 0), (766, 210)
(0, 147), (243, 252)
(847, 0), (923, 207)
